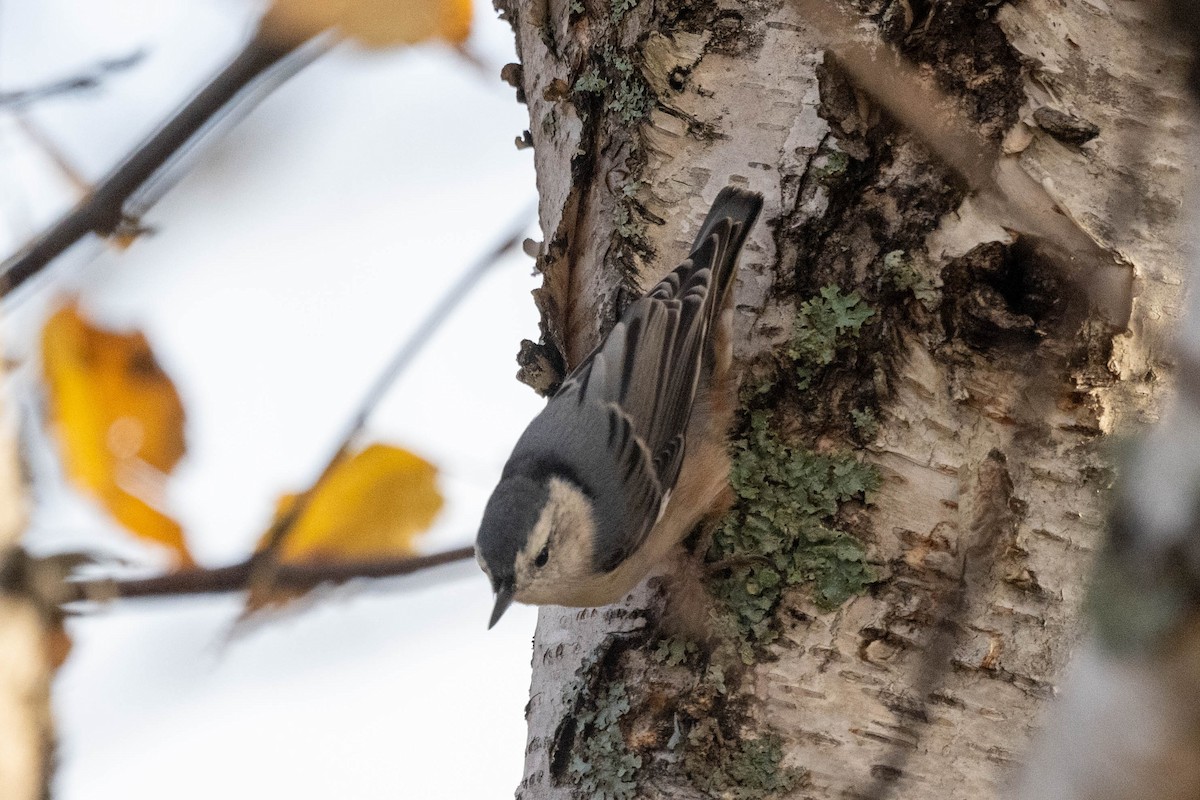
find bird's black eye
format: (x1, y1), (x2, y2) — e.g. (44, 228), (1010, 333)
(534, 545), (550, 568)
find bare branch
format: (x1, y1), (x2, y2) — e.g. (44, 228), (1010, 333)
(0, 50), (145, 109)
(0, 31), (310, 298)
(60, 546), (475, 605)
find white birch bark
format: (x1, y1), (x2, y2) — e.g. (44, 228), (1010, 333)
(500, 0), (1195, 796)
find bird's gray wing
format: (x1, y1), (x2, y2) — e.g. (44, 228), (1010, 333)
(562, 227), (735, 470)
(545, 235), (722, 550)
(547, 187), (762, 566)
(592, 401), (665, 571)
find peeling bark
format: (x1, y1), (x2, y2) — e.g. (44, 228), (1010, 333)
(502, 0), (1194, 797)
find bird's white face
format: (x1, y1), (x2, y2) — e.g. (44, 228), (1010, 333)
(512, 477), (598, 606)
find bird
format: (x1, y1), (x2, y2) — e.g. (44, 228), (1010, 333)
(476, 185), (763, 628)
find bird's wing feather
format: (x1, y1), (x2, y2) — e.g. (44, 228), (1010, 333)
(593, 402), (663, 571)
(562, 231), (727, 466)
(544, 187), (762, 569)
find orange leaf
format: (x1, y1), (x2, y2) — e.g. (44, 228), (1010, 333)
(264, 443), (443, 564)
(262, 0), (472, 48)
(40, 302), (193, 567)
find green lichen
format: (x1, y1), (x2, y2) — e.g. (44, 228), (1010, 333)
(566, 680), (644, 800)
(610, 0), (638, 23)
(557, 650), (646, 800)
(606, 49), (635, 75)
(811, 150), (849, 183)
(613, 202), (645, 242)
(609, 79), (651, 124)
(788, 285), (875, 390)
(881, 249), (938, 309)
(651, 634), (699, 667)
(710, 411), (878, 659)
(685, 728), (803, 800)
(572, 46), (654, 125)
(850, 407), (879, 440)
(574, 68), (608, 94)
(613, 181), (646, 241)
(703, 662), (728, 696)
(644, 636), (800, 797)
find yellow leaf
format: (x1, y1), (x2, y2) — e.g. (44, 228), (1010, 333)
(40, 302), (193, 567)
(262, 0), (472, 48)
(265, 443), (443, 564)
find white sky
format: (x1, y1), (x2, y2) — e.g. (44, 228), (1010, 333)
(1, 0), (545, 797)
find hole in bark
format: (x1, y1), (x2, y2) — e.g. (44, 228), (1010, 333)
(939, 239), (1069, 351)
(995, 239), (1069, 326)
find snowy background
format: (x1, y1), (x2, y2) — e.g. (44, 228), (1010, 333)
(0, 0), (543, 796)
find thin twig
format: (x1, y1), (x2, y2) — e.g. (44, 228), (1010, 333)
(0, 30), (310, 298)
(347, 206), (538, 438)
(0, 50), (145, 109)
(12, 113), (90, 196)
(252, 204), (536, 566)
(62, 546), (475, 604)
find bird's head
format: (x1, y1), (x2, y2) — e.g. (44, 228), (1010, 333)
(475, 473), (597, 627)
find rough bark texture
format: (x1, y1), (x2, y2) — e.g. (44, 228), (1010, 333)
(0, 375), (51, 799)
(500, 0), (1193, 797)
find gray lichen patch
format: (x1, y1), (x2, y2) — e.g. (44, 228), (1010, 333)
(708, 410), (880, 660)
(565, 680), (643, 799)
(571, 44), (654, 126)
(551, 638), (647, 799)
(651, 634), (806, 798)
(552, 625), (805, 799)
(881, 249), (939, 310)
(683, 730), (805, 800)
(788, 285), (875, 391)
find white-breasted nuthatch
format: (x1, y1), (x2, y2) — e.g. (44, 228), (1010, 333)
(476, 186), (763, 627)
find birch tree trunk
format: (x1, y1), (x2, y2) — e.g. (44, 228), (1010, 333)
(0, 367), (52, 798)
(498, 0), (1194, 797)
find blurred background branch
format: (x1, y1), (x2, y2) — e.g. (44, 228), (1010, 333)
(0, 0), (540, 796)
(0, 50), (145, 110)
(0, 27), (318, 298)
(1, 545), (476, 607)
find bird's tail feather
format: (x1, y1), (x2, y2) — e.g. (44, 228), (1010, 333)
(689, 185), (763, 307)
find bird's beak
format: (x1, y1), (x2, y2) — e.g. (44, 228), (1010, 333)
(489, 584), (515, 629)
